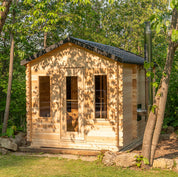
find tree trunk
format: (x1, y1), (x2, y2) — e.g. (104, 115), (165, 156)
(44, 32), (47, 48)
(2, 0), (15, 134)
(0, 0), (12, 34)
(142, 98), (158, 161)
(142, 7), (178, 165)
(150, 8), (178, 165)
(2, 32), (15, 134)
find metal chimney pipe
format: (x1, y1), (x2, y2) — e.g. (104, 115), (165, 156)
(144, 22), (153, 112)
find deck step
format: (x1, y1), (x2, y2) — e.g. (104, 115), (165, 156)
(19, 146), (101, 156)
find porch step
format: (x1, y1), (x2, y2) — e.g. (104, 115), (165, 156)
(19, 146), (101, 156)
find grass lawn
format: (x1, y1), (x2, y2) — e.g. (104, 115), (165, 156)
(0, 154), (177, 177)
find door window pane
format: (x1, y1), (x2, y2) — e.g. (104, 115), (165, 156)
(39, 76), (50, 117)
(95, 75), (107, 118)
(66, 76), (78, 132)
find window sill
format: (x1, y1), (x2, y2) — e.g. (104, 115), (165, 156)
(94, 118), (112, 126)
(39, 116), (52, 119)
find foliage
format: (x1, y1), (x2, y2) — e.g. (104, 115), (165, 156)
(5, 125), (16, 137)
(149, 3), (178, 128)
(97, 151), (104, 163)
(69, 0), (168, 56)
(135, 155), (149, 168)
(164, 54), (178, 128)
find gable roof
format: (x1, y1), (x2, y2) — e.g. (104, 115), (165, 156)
(21, 36), (144, 65)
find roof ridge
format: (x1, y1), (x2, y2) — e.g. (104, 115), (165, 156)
(69, 36), (144, 59)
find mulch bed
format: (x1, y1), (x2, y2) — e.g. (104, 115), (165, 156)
(133, 138), (178, 159)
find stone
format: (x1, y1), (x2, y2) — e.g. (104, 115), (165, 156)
(115, 153), (138, 167)
(174, 159), (178, 170)
(170, 132), (177, 140)
(0, 147), (8, 155)
(102, 151), (117, 166)
(166, 159), (174, 169)
(153, 158), (174, 169)
(166, 126), (175, 134)
(12, 132), (26, 146)
(159, 134), (170, 140)
(0, 138), (17, 151)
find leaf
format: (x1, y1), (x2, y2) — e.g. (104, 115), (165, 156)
(0, 6), (6, 12)
(6, 127), (14, 137)
(156, 23), (161, 33)
(136, 162), (141, 168)
(108, 0), (114, 4)
(151, 105), (157, 114)
(153, 82), (158, 88)
(144, 62), (150, 70)
(170, 0), (178, 9)
(163, 72), (167, 77)
(143, 157), (149, 165)
(150, 62), (154, 68)
(149, 15), (156, 22)
(171, 29), (178, 42)
(151, 72), (155, 79)
(146, 71), (151, 77)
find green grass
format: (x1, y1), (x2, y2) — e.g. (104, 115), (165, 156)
(0, 155), (177, 177)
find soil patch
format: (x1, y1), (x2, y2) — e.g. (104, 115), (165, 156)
(133, 138), (178, 159)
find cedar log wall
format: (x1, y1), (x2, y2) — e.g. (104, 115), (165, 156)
(26, 63), (32, 142)
(122, 64), (146, 147)
(26, 43), (145, 151)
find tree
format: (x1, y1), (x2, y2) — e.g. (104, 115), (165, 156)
(0, 0), (12, 34)
(1, 0), (93, 134)
(2, 0), (16, 134)
(142, 4), (178, 165)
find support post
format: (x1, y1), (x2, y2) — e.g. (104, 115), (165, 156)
(26, 63), (32, 142)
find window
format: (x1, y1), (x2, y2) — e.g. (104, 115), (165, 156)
(39, 76), (50, 117)
(66, 76), (78, 132)
(95, 75), (107, 118)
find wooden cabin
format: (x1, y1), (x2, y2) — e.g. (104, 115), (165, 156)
(21, 37), (146, 151)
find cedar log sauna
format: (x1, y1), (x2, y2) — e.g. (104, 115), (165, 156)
(21, 36), (147, 151)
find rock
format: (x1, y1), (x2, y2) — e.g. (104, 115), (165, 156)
(159, 134), (170, 140)
(153, 158), (174, 169)
(0, 138), (17, 151)
(166, 159), (174, 169)
(115, 153), (138, 167)
(174, 159), (178, 170)
(102, 151), (117, 166)
(166, 126), (175, 134)
(12, 132), (26, 146)
(170, 132), (177, 140)
(0, 147), (8, 155)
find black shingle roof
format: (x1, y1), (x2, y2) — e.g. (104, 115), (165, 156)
(21, 36), (144, 65)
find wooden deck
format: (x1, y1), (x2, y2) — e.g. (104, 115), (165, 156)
(19, 146), (101, 156)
